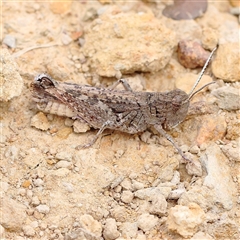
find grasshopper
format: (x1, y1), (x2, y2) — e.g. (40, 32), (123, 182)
(31, 48), (216, 163)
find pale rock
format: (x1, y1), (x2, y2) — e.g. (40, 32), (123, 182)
(39, 222), (47, 230)
(121, 190), (134, 204)
(61, 32), (73, 45)
(170, 171), (180, 185)
(73, 120), (90, 133)
(178, 186), (215, 212)
(149, 193), (168, 216)
(135, 187), (170, 200)
(79, 214), (102, 238)
(64, 230), (84, 239)
(168, 188), (186, 200)
(202, 144), (236, 210)
(219, 20), (239, 44)
(186, 158), (203, 177)
(168, 183), (186, 200)
(201, 27), (218, 50)
(131, 180), (145, 190)
(55, 160), (73, 169)
(31, 196), (40, 206)
(64, 118), (74, 127)
(62, 182), (74, 192)
(120, 178), (133, 190)
(55, 151), (73, 161)
(158, 182), (175, 189)
(212, 43), (240, 82)
(26, 189), (33, 198)
(0, 49), (23, 101)
(3, 35), (16, 48)
(212, 86), (240, 110)
(30, 221), (38, 228)
(221, 140), (240, 161)
(22, 225), (35, 237)
(190, 145), (200, 154)
(120, 222), (138, 239)
(87, 206), (106, 221)
(17, 188), (26, 196)
(0, 196), (27, 231)
(36, 204), (50, 214)
(31, 112), (50, 131)
(110, 176), (125, 189)
(137, 213), (158, 232)
(163, 19), (202, 42)
(114, 185), (122, 193)
(48, 168), (70, 177)
(33, 178), (44, 187)
(191, 231), (214, 240)
(83, 12), (176, 77)
(4, 145), (19, 161)
(167, 203), (205, 238)
(180, 144), (190, 153)
(103, 218), (120, 240)
(110, 206), (127, 222)
(0, 181), (9, 192)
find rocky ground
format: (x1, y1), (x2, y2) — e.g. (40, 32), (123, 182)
(1, 1), (240, 239)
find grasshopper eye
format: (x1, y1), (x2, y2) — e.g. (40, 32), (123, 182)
(34, 74), (56, 88)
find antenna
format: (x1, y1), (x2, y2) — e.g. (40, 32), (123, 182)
(187, 47), (217, 100)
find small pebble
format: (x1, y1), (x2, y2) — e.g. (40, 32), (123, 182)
(64, 118), (74, 127)
(61, 33), (73, 45)
(137, 213), (158, 232)
(200, 143), (207, 151)
(36, 204), (50, 214)
(33, 178), (44, 187)
(55, 160), (72, 169)
(190, 145), (200, 154)
(22, 225), (35, 237)
(55, 151), (72, 161)
(121, 190), (134, 204)
(132, 180), (144, 190)
(103, 218), (120, 240)
(31, 196), (40, 206)
(120, 178), (133, 190)
(180, 145), (189, 153)
(3, 35), (16, 48)
(62, 182), (74, 192)
(17, 188), (26, 196)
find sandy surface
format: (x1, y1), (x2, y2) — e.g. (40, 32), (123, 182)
(1, 1), (240, 240)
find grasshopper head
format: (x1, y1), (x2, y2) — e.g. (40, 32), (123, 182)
(32, 73), (57, 89)
(31, 74), (58, 103)
(163, 89), (189, 129)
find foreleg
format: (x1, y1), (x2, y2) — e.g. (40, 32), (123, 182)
(108, 79), (133, 92)
(154, 124), (192, 163)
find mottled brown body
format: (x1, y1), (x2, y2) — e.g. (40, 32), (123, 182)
(31, 48), (216, 162)
(32, 76), (189, 133)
